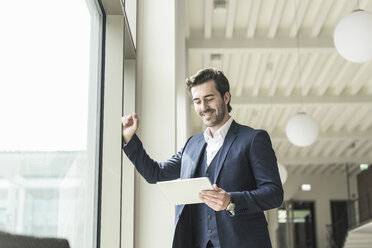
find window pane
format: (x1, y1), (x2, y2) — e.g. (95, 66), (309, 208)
(0, 1), (103, 247)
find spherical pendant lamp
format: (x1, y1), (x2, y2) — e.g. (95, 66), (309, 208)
(277, 163), (288, 185)
(285, 113), (319, 147)
(334, 10), (372, 63)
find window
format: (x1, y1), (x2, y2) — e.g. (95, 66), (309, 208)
(0, 1), (103, 247)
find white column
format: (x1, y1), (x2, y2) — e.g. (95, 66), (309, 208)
(176, 0), (189, 149)
(135, 0), (178, 247)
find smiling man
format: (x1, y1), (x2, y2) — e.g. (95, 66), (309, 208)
(122, 68), (283, 248)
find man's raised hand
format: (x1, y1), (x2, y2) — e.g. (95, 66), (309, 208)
(121, 113), (139, 144)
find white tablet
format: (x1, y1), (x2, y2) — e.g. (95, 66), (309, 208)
(157, 177), (214, 205)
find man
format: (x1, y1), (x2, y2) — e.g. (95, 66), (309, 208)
(122, 68), (283, 248)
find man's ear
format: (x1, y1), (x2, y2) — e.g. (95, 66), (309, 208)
(224, 92), (230, 104)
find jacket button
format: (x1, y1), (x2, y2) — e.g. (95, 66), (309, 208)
(208, 214), (211, 219)
(208, 229), (212, 233)
(206, 173), (209, 177)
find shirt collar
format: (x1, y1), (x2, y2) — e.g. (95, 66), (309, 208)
(203, 116), (233, 143)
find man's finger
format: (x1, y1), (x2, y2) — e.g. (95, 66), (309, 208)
(200, 196), (226, 211)
(200, 192), (224, 203)
(121, 116), (127, 124)
(133, 113), (139, 126)
(199, 194), (220, 205)
(213, 184), (222, 191)
(199, 192), (217, 200)
(200, 190), (219, 198)
(201, 189), (225, 197)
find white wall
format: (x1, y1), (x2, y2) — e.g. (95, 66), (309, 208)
(268, 172), (358, 248)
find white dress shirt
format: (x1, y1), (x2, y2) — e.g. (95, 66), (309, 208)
(203, 116), (234, 166)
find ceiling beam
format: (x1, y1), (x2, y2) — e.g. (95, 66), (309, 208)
(204, 0), (213, 38)
(203, 53), (210, 68)
(287, 165), (300, 174)
(356, 142), (372, 156)
(277, 155), (372, 165)
(299, 53), (319, 95)
(297, 165), (312, 174)
(252, 54), (269, 96)
(321, 107), (344, 132)
(268, 0), (285, 38)
(349, 164), (361, 176)
(319, 163), (337, 174)
(311, 0), (334, 37)
(222, 53), (230, 74)
(271, 131), (372, 141)
(308, 164), (325, 175)
(187, 37), (334, 53)
(302, 53), (328, 95)
(235, 54), (249, 96)
(333, 63), (358, 96)
(315, 53), (340, 95)
(350, 63), (370, 95)
(328, 163), (345, 175)
(225, 0), (237, 38)
(246, 0), (261, 38)
(284, 53), (308, 96)
(268, 54), (289, 96)
(231, 95), (372, 106)
(289, 0), (309, 37)
(332, 107), (354, 132)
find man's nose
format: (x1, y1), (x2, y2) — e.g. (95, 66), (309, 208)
(200, 101), (209, 111)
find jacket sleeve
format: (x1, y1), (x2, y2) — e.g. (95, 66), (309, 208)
(123, 134), (186, 184)
(230, 130), (284, 214)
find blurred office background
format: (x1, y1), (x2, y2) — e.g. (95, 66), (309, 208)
(0, 1), (371, 248)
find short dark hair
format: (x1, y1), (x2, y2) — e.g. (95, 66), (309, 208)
(186, 68), (232, 112)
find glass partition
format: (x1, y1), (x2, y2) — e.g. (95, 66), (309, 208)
(0, 0), (103, 247)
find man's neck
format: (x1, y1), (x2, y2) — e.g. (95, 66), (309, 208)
(209, 115), (230, 137)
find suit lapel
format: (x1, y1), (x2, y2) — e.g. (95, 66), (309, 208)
(213, 121), (238, 184)
(181, 133), (206, 179)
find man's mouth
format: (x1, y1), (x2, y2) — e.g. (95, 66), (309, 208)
(202, 110), (214, 118)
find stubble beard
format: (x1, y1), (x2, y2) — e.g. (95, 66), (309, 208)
(201, 102), (227, 128)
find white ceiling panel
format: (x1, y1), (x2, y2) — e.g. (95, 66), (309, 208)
(186, 0), (372, 174)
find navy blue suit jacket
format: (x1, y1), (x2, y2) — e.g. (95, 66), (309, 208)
(123, 120), (283, 248)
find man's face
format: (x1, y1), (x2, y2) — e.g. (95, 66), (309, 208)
(191, 80), (229, 128)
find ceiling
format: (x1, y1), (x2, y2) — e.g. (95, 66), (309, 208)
(186, 0), (372, 175)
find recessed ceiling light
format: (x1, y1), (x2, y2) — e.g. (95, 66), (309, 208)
(210, 54), (223, 66)
(214, 0), (227, 14)
(301, 184), (311, 191)
(360, 163), (369, 170)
